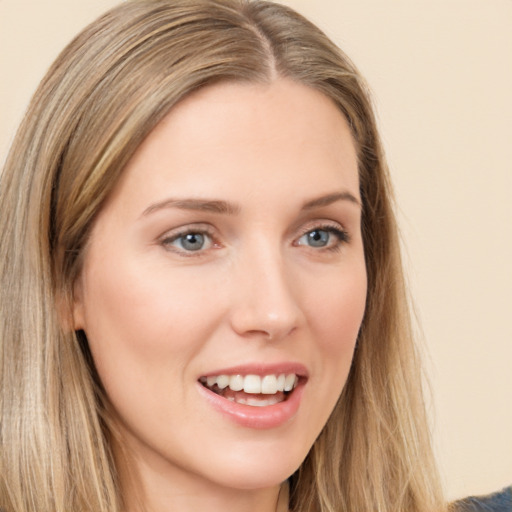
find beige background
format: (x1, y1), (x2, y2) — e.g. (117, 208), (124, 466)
(1, 0), (510, 501)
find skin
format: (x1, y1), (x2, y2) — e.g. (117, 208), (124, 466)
(73, 78), (367, 512)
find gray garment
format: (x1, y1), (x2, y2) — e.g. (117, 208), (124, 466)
(454, 486), (512, 512)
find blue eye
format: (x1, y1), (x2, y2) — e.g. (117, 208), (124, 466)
(296, 226), (349, 250)
(163, 231), (212, 252)
(178, 233), (206, 251)
(303, 229), (330, 247)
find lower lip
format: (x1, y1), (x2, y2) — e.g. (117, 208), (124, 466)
(197, 380), (306, 430)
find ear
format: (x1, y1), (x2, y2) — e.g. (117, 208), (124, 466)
(71, 276), (86, 331)
(55, 284), (85, 332)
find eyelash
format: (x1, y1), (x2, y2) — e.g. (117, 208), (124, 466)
(160, 225), (218, 256)
(159, 223), (350, 256)
(294, 224), (350, 253)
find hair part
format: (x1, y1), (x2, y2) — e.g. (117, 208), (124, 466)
(0, 1), (445, 511)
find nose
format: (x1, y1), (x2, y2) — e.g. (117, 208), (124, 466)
(229, 243), (304, 342)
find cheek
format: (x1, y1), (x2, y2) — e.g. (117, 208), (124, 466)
(77, 259), (219, 434)
(82, 254), (209, 341)
(296, 264), (366, 439)
(306, 262), (366, 405)
(310, 264), (367, 353)
(79, 257), (209, 388)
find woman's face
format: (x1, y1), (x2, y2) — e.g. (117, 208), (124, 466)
(73, 79), (367, 495)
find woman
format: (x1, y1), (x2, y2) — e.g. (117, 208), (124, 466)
(0, 1), (445, 511)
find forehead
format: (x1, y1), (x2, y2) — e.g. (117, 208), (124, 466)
(146, 78), (355, 161)
(105, 78), (360, 215)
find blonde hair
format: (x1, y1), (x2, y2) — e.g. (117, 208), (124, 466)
(0, 1), (445, 511)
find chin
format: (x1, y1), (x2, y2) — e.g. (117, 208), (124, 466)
(209, 465), (295, 492)
(199, 441), (308, 491)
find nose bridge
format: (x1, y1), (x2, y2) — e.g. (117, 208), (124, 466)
(230, 235), (302, 340)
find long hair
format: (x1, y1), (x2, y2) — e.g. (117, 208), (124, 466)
(0, 1), (445, 511)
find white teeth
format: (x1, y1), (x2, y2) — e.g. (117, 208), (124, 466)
(261, 375), (278, 394)
(202, 373), (298, 395)
(276, 374), (286, 392)
(229, 375), (244, 391)
(243, 375), (261, 394)
(284, 373), (296, 392)
(216, 374), (229, 389)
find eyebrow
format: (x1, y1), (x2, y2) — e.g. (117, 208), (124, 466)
(142, 198), (241, 217)
(141, 190), (361, 218)
(302, 191), (361, 210)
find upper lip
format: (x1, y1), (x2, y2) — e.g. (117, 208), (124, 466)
(198, 362), (309, 379)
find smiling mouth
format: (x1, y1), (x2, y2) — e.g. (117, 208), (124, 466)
(199, 373), (299, 407)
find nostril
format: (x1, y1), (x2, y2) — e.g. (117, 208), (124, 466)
(242, 324), (297, 342)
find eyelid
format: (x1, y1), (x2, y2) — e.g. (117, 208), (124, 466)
(293, 220), (351, 250)
(296, 219), (349, 238)
(298, 217), (344, 232)
(159, 223), (219, 255)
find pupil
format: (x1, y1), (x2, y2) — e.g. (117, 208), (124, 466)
(308, 230), (328, 247)
(183, 233), (204, 250)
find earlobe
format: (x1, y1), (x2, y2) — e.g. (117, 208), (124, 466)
(72, 300), (85, 331)
(72, 279), (86, 331)
(54, 286), (84, 332)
